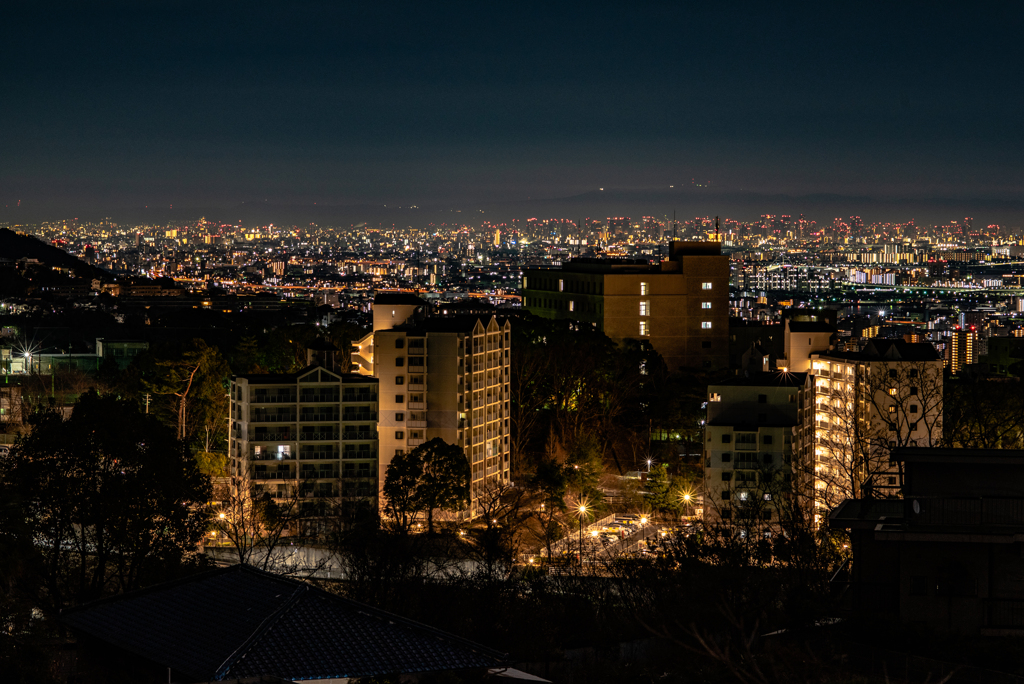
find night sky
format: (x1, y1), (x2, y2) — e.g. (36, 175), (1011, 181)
(3, 2), (1024, 224)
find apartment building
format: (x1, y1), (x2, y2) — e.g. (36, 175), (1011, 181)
(228, 357), (380, 527)
(522, 241), (729, 370)
(704, 371), (804, 529)
(796, 339), (943, 526)
(357, 303), (512, 516)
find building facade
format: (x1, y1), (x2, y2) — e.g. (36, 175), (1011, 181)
(355, 301), (512, 517)
(522, 241), (729, 371)
(796, 340), (943, 526)
(228, 364), (380, 526)
(704, 371), (803, 530)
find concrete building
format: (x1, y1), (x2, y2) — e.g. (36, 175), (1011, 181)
(831, 448), (1024, 636)
(796, 340), (943, 526)
(704, 371), (804, 529)
(949, 327), (977, 374)
(522, 241), (729, 371)
(228, 354), (380, 528)
(355, 295), (512, 516)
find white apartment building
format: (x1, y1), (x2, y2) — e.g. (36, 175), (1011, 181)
(796, 339), (943, 525)
(354, 295), (512, 517)
(704, 371), (804, 529)
(229, 362), (380, 527)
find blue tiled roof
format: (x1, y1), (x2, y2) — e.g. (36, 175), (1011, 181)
(62, 565), (505, 681)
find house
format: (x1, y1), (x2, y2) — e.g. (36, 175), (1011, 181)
(62, 564), (507, 682)
(830, 447), (1024, 636)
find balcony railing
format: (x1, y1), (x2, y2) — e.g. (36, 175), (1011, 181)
(407, 420), (427, 428)
(408, 401), (425, 410)
(299, 431), (340, 441)
(250, 431), (293, 441)
(300, 391), (340, 403)
(342, 393), (377, 402)
(300, 449), (338, 460)
(908, 497), (1024, 529)
(407, 438), (425, 447)
(342, 411), (378, 421)
(300, 412), (339, 422)
(342, 432), (376, 441)
(251, 394), (296, 404)
(253, 470), (295, 480)
(250, 414), (296, 423)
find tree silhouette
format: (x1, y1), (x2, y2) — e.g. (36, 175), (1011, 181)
(382, 438), (470, 534)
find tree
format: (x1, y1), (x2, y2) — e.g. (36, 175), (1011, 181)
(382, 438), (471, 534)
(0, 392), (210, 612)
(416, 439), (472, 533)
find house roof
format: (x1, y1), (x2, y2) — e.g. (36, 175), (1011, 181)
(710, 371), (807, 388)
(62, 565), (505, 681)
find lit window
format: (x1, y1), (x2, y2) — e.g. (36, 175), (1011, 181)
(640, 281), (648, 295)
(569, 300), (575, 312)
(701, 301), (712, 309)
(888, 388), (897, 396)
(702, 282), (713, 290)
(639, 300), (649, 316)
(558, 279), (564, 292)
(640, 321), (649, 337)
(701, 321), (712, 329)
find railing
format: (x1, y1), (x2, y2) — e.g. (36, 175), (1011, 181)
(250, 452), (295, 462)
(408, 402), (425, 410)
(342, 432), (376, 441)
(986, 599), (1024, 628)
(300, 469), (339, 479)
(299, 412), (339, 422)
(300, 449), (338, 460)
(408, 346), (425, 355)
(250, 431), (293, 441)
(407, 438), (425, 447)
(342, 412), (377, 421)
(251, 394), (296, 404)
(249, 414), (296, 423)
(908, 497), (1024, 528)
(407, 420), (427, 428)
(253, 470), (295, 480)
(299, 431), (340, 441)
(300, 392), (339, 403)
(342, 393), (377, 402)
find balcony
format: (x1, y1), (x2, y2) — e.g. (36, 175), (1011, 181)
(253, 470), (295, 480)
(406, 420), (427, 428)
(408, 346), (425, 356)
(342, 411), (378, 421)
(342, 432), (376, 441)
(342, 392), (377, 402)
(408, 401), (425, 410)
(250, 431), (293, 442)
(251, 394), (296, 404)
(249, 413), (296, 423)
(299, 431), (340, 441)
(407, 438), (425, 447)
(300, 391), (340, 403)
(299, 412), (339, 422)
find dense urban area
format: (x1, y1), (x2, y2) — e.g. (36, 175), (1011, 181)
(5, 211), (1024, 683)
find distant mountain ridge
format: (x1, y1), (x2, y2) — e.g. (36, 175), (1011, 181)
(0, 228), (110, 281)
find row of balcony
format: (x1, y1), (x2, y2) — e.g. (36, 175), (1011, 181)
(250, 393), (378, 404)
(245, 430), (377, 441)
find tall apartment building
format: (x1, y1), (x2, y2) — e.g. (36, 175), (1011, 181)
(796, 340), (943, 526)
(228, 352), (380, 530)
(355, 298), (512, 516)
(522, 241), (729, 370)
(949, 327), (977, 374)
(704, 372), (804, 529)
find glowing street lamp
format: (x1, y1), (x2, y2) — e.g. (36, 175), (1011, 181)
(577, 504), (588, 565)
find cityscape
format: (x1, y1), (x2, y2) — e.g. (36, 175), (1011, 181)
(3, 3), (1024, 684)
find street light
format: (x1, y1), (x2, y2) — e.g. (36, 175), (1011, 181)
(577, 504), (588, 566)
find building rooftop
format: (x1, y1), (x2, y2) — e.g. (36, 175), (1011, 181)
(392, 315), (510, 335)
(710, 371), (808, 388)
(233, 364), (378, 384)
(62, 564), (505, 682)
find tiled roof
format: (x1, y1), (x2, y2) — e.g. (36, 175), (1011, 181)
(62, 565), (505, 681)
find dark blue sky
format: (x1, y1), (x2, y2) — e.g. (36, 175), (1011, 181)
(3, 1), (1023, 223)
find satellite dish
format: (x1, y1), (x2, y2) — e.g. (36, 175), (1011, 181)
(912, 500), (921, 515)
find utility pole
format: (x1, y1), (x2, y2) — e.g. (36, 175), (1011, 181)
(144, 393), (151, 414)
